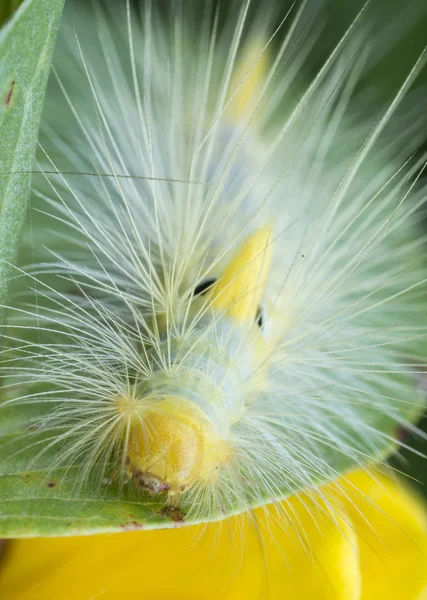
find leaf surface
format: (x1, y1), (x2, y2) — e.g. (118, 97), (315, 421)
(0, 0), (64, 318)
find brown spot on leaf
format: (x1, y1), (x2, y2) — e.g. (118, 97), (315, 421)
(47, 482), (55, 488)
(396, 425), (409, 443)
(120, 521), (143, 531)
(158, 506), (186, 525)
(4, 80), (15, 107)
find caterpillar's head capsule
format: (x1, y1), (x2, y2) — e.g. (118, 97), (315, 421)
(116, 228), (272, 498)
(125, 397), (231, 496)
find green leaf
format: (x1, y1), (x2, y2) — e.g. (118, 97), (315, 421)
(0, 0), (64, 322)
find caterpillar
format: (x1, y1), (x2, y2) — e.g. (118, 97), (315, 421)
(2, 0), (427, 530)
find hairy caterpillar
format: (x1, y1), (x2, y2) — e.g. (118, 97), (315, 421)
(2, 0), (427, 532)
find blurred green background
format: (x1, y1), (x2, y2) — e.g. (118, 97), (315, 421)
(0, 0), (20, 25)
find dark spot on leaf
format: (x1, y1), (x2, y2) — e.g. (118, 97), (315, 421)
(120, 521), (143, 531)
(396, 425), (409, 443)
(4, 80), (15, 107)
(47, 482), (55, 488)
(158, 506), (186, 525)
(67, 286), (84, 297)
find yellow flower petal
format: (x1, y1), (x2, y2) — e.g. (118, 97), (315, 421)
(336, 470), (427, 600)
(417, 588), (427, 600)
(254, 495), (361, 600)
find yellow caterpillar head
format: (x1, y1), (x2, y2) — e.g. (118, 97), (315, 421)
(123, 397), (230, 495)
